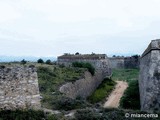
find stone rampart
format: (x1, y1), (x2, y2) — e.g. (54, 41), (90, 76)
(59, 70), (107, 99)
(58, 54), (112, 98)
(0, 65), (41, 110)
(139, 39), (160, 111)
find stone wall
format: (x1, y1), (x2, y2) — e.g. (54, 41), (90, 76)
(58, 54), (112, 98)
(109, 57), (125, 69)
(58, 54), (112, 77)
(109, 56), (139, 69)
(59, 70), (107, 99)
(0, 65), (41, 110)
(139, 39), (160, 112)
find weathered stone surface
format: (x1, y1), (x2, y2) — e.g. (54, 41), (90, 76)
(109, 57), (125, 69)
(0, 65), (41, 110)
(109, 56), (139, 69)
(59, 71), (106, 99)
(139, 39), (160, 112)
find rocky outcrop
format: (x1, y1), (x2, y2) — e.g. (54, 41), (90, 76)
(139, 39), (160, 112)
(0, 65), (41, 110)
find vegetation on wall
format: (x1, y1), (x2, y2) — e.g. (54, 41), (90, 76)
(37, 64), (86, 109)
(72, 62), (95, 75)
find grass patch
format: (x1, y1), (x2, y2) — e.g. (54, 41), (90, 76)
(120, 80), (140, 110)
(112, 69), (140, 110)
(87, 78), (116, 104)
(112, 68), (139, 82)
(37, 64), (86, 109)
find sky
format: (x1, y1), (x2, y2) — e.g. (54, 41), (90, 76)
(0, 0), (160, 57)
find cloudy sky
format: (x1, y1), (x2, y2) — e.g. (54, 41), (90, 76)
(0, 0), (160, 57)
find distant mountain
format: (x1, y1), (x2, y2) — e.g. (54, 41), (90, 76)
(0, 56), (57, 62)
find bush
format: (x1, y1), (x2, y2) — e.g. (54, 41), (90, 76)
(53, 96), (90, 110)
(75, 109), (101, 120)
(21, 59), (27, 64)
(120, 80), (140, 110)
(0, 110), (45, 120)
(37, 58), (44, 64)
(72, 62), (95, 75)
(46, 59), (52, 65)
(75, 108), (159, 120)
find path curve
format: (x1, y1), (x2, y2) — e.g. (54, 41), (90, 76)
(103, 81), (128, 108)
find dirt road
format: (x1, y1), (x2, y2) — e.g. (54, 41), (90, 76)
(103, 81), (128, 108)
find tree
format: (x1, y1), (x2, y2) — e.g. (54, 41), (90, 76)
(37, 58), (44, 64)
(75, 52), (80, 55)
(21, 59), (27, 64)
(46, 59), (52, 65)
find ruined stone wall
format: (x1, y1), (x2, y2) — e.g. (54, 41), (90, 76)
(109, 57), (139, 69)
(139, 40), (160, 112)
(0, 65), (41, 110)
(109, 58), (125, 69)
(59, 70), (107, 99)
(58, 58), (112, 77)
(58, 55), (112, 98)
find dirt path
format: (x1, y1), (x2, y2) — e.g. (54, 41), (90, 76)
(103, 81), (128, 108)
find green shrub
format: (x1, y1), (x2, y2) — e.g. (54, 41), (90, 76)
(120, 80), (140, 110)
(75, 108), (160, 120)
(0, 110), (45, 120)
(21, 59), (27, 64)
(46, 59), (52, 65)
(75, 109), (101, 120)
(72, 62), (95, 75)
(52, 96), (90, 110)
(37, 58), (44, 64)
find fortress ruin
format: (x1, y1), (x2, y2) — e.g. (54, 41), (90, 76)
(109, 56), (139, 69)
(139, 39), (160, 111)
(58, 53), (112, 98)
(58, 54), (112, 77)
